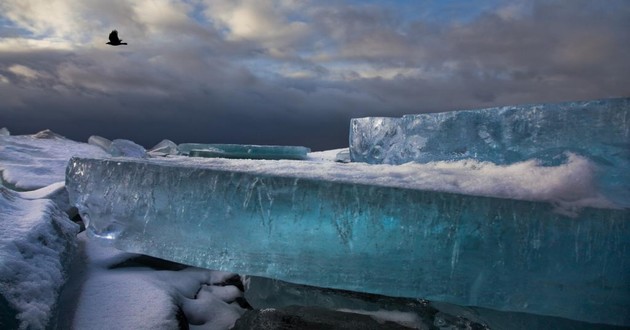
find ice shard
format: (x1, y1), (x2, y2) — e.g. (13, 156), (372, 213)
(88, 135), (112, 152)
(108, 139), (147, 158)
(350, 98), (630, 207)
(66, 156), (630, 326)
(148, 139), (179, 157)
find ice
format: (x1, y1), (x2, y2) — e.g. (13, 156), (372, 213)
(0, 185), (80, 329)
(243, 275), (488, 329)
(0, 130), (109, 190)
(89, 136), (148, 158)
(0, 127), (9, 136)
(232, 306), (419, 329)
(66, 155), (630, 326)
(88, 135), (112, 152)
(180, 143), (310, 160)
(108, 139), (147, 158)
(245, 276), (624, 330)
(148, 139), (179, 157)
(350, 98), (630, 207)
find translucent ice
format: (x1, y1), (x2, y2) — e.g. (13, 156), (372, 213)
(88, 135), (112, 152)
(66, 156), (630, 326)
(108, 139), (147, 158)
(148, 139), (179, 157)
(350, 98), (630, 207)
(0, 127), (9, 136)
(180, 143), (310, 160)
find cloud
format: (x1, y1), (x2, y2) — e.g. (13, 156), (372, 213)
(0, 0), (628, 150)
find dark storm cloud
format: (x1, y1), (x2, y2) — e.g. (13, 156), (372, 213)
(1, 0), (629, 150)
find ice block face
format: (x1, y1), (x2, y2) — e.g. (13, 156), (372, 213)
(350, 98), (630, 207)
(66, 156), (630, 326)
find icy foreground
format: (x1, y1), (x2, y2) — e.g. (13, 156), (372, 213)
(66, 156), (630, 326)
(0, 129), (109, 190)
(350, 98), (630, 207)
(0, 185), (79, 329)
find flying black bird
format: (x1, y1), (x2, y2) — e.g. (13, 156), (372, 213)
(106, 30), (127, 46)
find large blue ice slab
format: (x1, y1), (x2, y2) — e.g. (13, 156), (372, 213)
(350, 98), (630, 207)
(66, 157), (630, 326)
(350, 97), (629, 165)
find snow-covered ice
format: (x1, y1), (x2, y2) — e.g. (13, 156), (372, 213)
(0, 130), (108, 190)
(0, 185), (79, 329)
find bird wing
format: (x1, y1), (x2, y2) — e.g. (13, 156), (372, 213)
(109, 30), (119, 43)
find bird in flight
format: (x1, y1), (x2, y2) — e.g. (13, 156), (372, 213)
(106, 30), (127, 46)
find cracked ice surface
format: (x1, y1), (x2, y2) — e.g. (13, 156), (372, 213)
(66, 155), (630, 326)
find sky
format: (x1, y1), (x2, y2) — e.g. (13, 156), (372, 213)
(0, 0), (629, 150)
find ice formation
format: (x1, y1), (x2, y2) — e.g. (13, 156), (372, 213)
(180, 143), (310, 160)
(87, 135), (112, 152)
(350, 98), (630, 207)
(108, 139), (147, 158)
(148, 139), (179, 157)
(66, 155), (630, 326)
(0, 185), (79, 329)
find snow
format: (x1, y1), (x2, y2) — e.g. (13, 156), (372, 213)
(64, 233), (245, 330)
(0, 185), (79, 329)
(0, 130), (108, 190)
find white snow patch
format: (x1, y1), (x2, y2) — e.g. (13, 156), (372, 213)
(67, 233), (245, 330)
(0, 130), (108, 190)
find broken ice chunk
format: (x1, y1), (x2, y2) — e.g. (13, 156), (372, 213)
(350, 97), (630, 208)
(181, 143), (311, 160)
(350, 97), (630, 166)
(148, 139), (179, 157)
(108, 139), (147, 158)
(88, 135), (112, 152)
